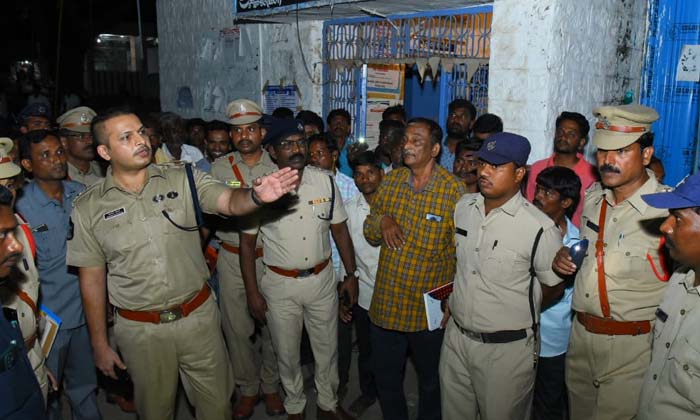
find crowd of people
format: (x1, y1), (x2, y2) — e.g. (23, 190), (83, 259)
(0, 91), (699, 420)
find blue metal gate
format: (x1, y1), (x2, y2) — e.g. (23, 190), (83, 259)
(323, 5), (492, 139)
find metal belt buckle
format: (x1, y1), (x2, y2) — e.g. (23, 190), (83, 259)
(159, 308), (182, 323)
(465, 329), (483, 342)
(297, 268), (314, 278)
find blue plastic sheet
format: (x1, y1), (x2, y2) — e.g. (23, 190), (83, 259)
(642, 0), (700, 184)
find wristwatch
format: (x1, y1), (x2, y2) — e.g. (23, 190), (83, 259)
(348, 269), (360, 278)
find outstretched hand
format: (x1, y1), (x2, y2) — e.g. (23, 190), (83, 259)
(252, 167), (299, 203)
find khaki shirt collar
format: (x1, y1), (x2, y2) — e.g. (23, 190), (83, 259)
(473, 191), (524, 217)
(598, 169), (659, 215)
(230, 149), (275, 168)
(100, 164), (166, 197)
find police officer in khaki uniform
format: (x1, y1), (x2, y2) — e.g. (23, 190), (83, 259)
(440, 133), (563, 420)
(240, 118), (358, 420)
(553, 104), (670, 420)
(211, 99), (284, 419)
(66, 109), (299, 420)
(0, 138), (50, 402)
(636, 173), (700, 420)
(57, 106), (104, 186)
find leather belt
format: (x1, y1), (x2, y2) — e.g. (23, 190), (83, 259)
(117, 284), (211, 324)
(453, 319), (527, 344)
(220, 242), (263, 258)
(576, 311), (651, 336)
(267, 259), (330, 278)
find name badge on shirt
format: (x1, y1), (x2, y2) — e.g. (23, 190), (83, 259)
(103, 208), (126, 221)
(426, 213), (442, 222)
(586, 220), (600, 233)
(227, 180), (242, 188)
(655, 308), (668, 323)
(308, 197), (332, 205)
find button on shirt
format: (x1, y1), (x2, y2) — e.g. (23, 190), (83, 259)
(345, 194), (379, 310)
(211, 151), (277, 247)
(638, 270), (699, 420)
(450, 193), (562, 332)
(539, 217), (579, 357)
(243, 166), (347, 269)
(66, 164), (228, 311)
(571, 171), (670, 321)
(364, 165), (466, 332)
(16, 180), (85, 329)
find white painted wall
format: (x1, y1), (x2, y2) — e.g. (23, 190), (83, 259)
(157, 0), (323, 119)
(489, 0), (647, 163)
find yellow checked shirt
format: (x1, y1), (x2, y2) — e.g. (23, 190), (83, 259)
(364, 165), (466, 332)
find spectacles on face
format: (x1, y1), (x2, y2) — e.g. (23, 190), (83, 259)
(67, 132), (93, 142)
(277, 139), (307, 151)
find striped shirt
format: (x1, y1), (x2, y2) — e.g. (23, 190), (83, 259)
(364, 164), (466, 331)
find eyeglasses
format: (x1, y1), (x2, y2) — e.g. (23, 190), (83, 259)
(278, 139), (307, 151)
(67, 133), (93, 142)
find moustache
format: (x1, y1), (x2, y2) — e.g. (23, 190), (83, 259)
(134, 146), (151, 156)
(664, 235), (675, 250)
(289, 153), (305, 161)
(599, 164), (621, 174)
(1, 252), (22, 266)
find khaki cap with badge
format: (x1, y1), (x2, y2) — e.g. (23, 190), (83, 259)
(226, 99), (263, 125)
(593, 104), (659, 150)
(0, 138), (21, 179)
(57, 106), (97, 133)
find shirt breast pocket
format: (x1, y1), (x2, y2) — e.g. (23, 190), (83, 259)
(94, 221), (137, 257)
(414, 217), (445, 254)
(480, 248), (517, 280)
(310, 199), (333, 221)
(669, 336), (700, 407)
(606, 247), (649, 280)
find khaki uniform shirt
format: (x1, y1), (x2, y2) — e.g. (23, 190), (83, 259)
(211, 151), (276, 247)
(638, 270), (700, 420)
(571, 171), (670, 321)
(67, 161), (104, 187)
(66, 163), (228, 311)
(450, 193), (563, 332)
(0, 216), (43, 370)
(243, 166), (347, 269)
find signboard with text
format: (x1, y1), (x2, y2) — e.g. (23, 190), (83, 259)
(235, 0), (309, 14)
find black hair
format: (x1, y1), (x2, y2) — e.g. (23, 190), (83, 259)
(636, 132), (654, 149)
(187, 118), (206, 130)
(0, 185), (13, 207)
(91, 107), (134, 146)
(407, 117), (443, 146)
(272, 107), (295, 119)
(472, 113), (503, 135)
(351, 150), (382, 172)
(536, 166), (582, 219)
(556, 112), (590, 139)
(296, 110), (324, 133)
(19, 129), (60, 161)
(379, 119), (405, 134)
(448, 99), (477, 120)
(205, 120), (230, 136)
(159, 112), (188, 146)
(308, 133), (339, 153)
(326, 108), (351, 125)
(455, 139), (482, 156)
(382, 105), (407, 122)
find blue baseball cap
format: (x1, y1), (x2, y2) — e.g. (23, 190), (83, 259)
(18, 103), (52, 123)
(477, 132), (531, 166)
(264, 118), (305, 146)
(642, 173), (700, 209)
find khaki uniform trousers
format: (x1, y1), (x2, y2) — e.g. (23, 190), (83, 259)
(260, 263), (339, 414)
(114, 295), (234, 420)
(566, 319), (652, 420)
(218, 249), (279, 396)
(439, 321), (537, 420)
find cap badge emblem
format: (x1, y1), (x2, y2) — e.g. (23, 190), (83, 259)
(486, 141), (496, 151)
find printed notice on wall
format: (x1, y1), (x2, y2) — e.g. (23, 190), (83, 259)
(263, 85), (298, 114)
(676, 45), (700, 82)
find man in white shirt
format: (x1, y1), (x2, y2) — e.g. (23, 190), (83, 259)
(341, 150), (383, 417)
(155, 112), (204, 164)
